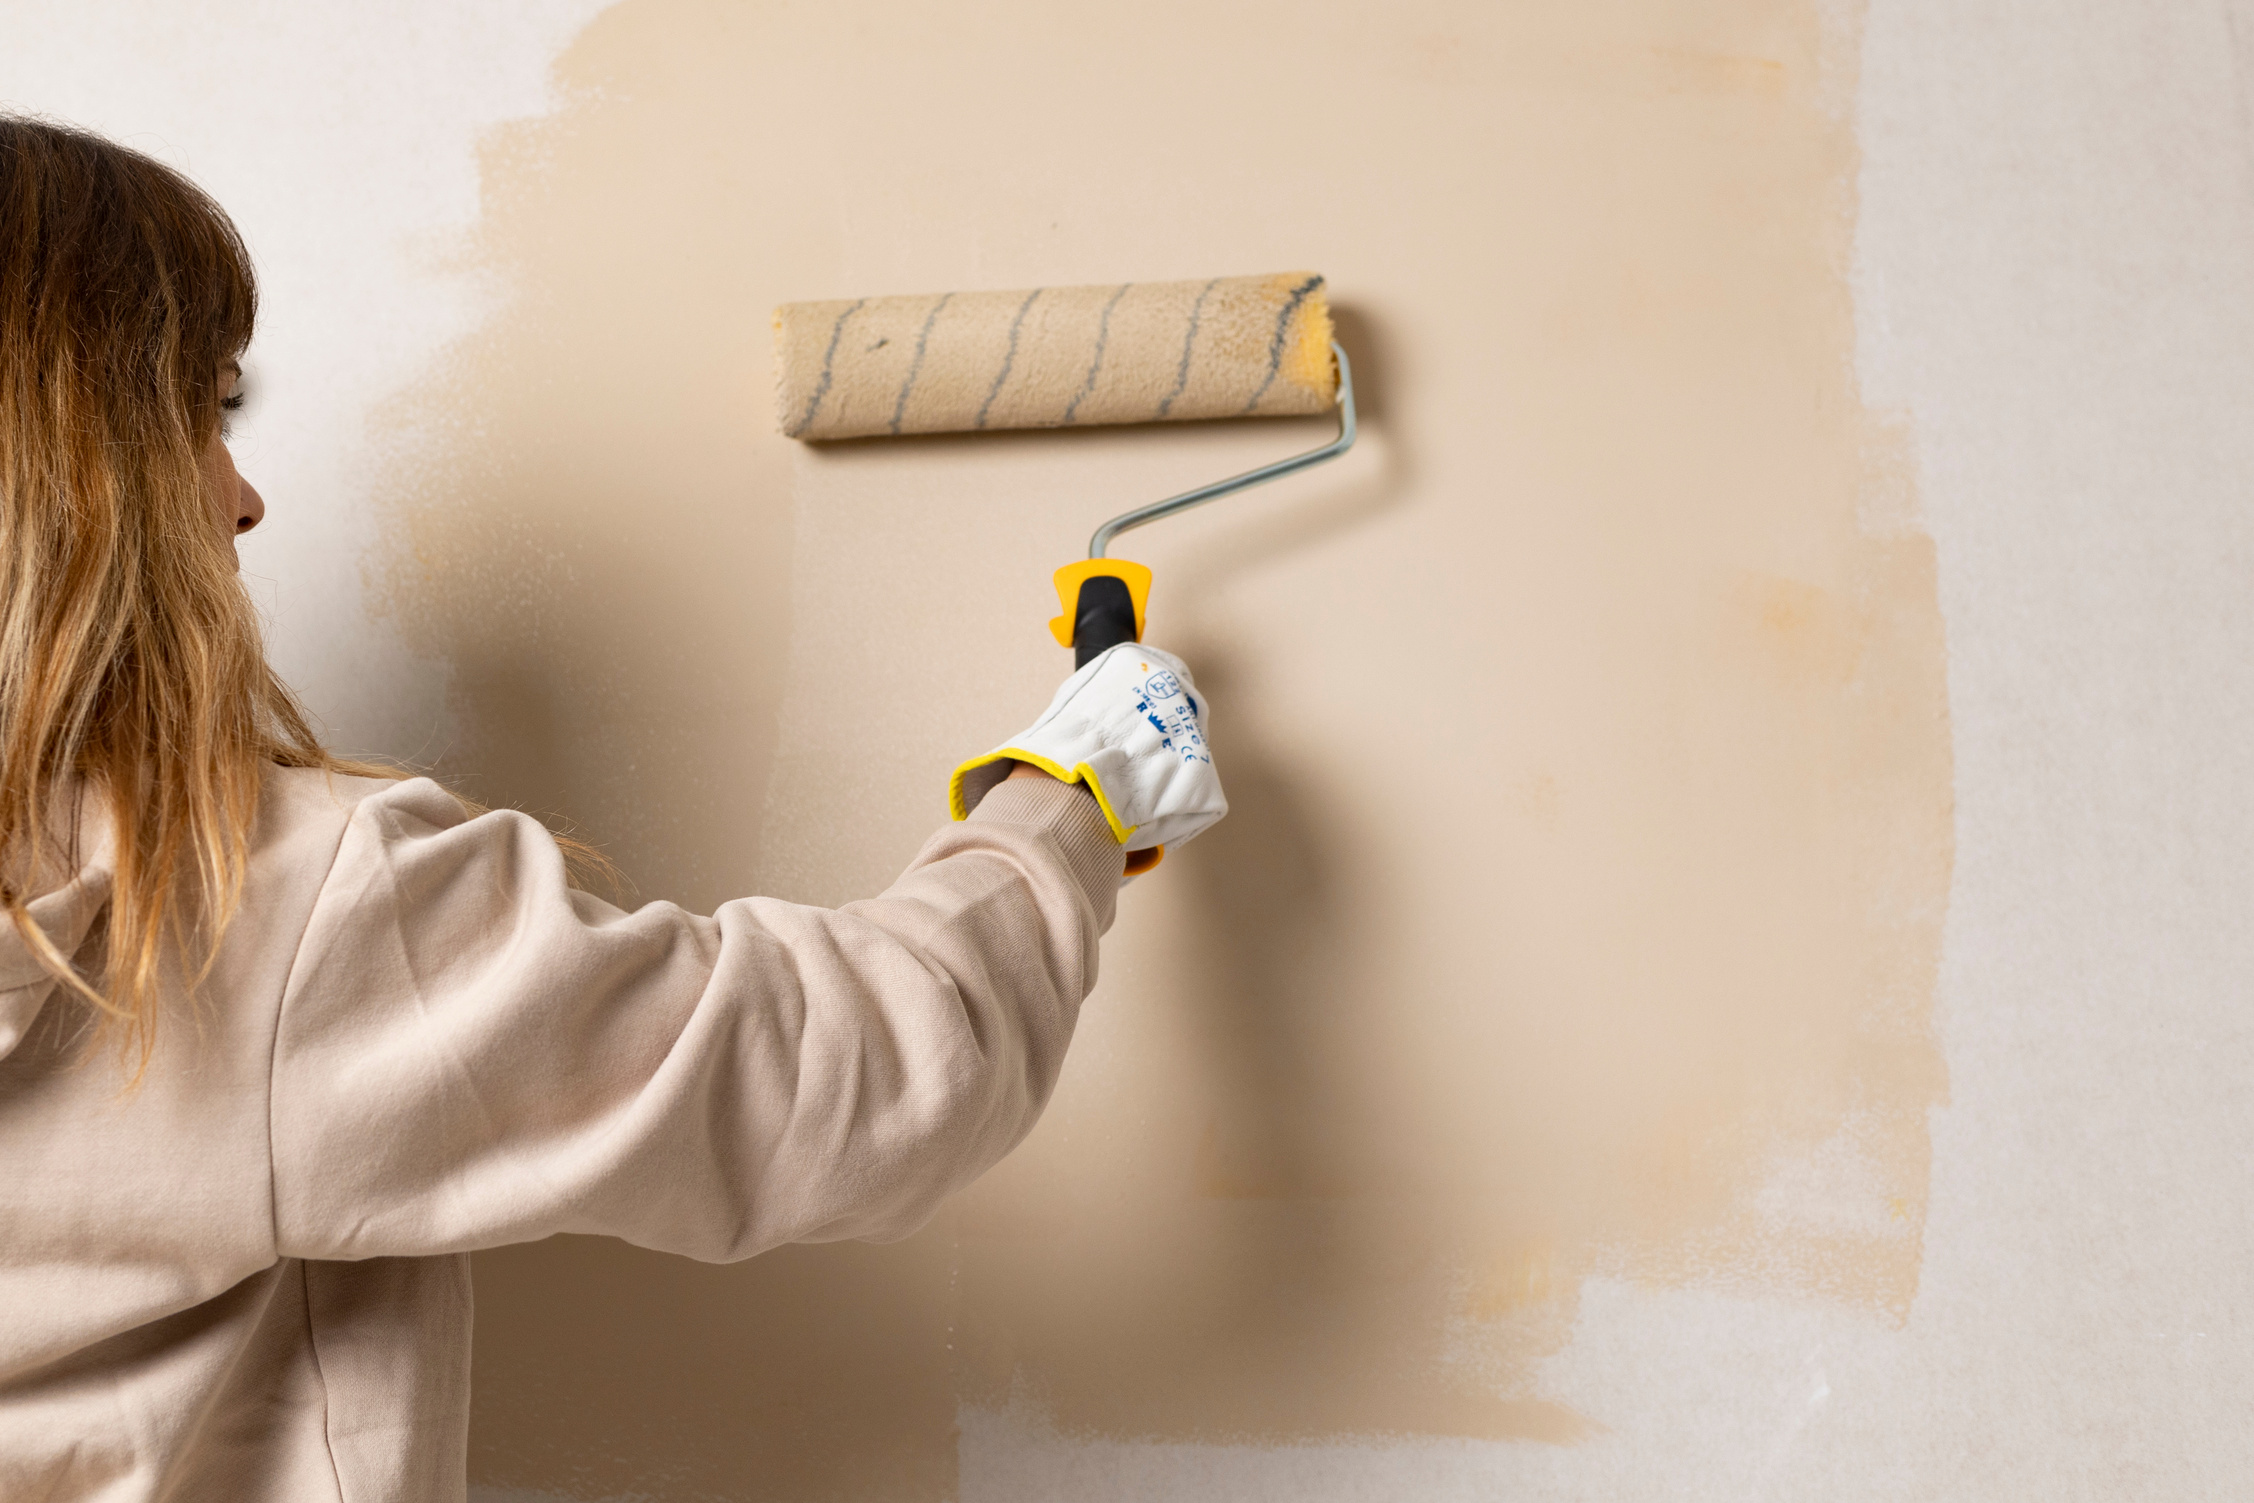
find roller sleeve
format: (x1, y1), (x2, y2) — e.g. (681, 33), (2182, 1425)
(775, 272), (1337, 441)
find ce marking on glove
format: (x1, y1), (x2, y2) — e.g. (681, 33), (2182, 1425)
(1139, 699), (1211, 764)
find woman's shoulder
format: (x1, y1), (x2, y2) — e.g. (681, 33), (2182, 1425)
(259, 763), (471, 848)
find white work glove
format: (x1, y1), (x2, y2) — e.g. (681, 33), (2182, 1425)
(949, 644), (1227, 866)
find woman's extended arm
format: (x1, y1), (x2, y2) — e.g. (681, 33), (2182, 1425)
(267, 774), (1123, 1263)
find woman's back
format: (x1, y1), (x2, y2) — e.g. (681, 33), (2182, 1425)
(0, 762), (1121, 1500)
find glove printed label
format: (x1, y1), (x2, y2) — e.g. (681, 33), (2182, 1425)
(1137, 666), (1210, 765)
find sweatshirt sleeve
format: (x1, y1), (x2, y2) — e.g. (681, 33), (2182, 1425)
(268, 775), (1123, 1263)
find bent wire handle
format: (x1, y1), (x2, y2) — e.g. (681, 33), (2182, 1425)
(1087, 340), (1358, 559)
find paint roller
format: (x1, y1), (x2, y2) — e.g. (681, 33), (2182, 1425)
(774, 272), (1355, 666)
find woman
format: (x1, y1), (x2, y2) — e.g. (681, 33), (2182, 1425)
(0, 116), (1224, 1501)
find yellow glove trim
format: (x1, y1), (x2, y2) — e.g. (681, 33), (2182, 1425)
(948, 750), (1139, 845)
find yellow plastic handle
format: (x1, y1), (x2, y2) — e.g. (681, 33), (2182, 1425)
(1048, 558), (1153, 648)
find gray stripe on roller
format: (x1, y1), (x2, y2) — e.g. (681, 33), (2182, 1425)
(1061, 283), (1132, 426)
(889, 291), (953, 436)
(1156, 278), (1219, 420)
(790, 297), (866, 437)
(976, 288), (1044, 430)
(1241, 274), (1324, 414)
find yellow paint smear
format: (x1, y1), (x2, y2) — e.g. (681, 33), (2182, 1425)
(366, 0), (1952, 1494)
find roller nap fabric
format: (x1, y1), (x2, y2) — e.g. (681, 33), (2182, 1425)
(775, 271), (1336, 440)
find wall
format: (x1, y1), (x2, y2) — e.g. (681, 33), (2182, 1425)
(366, 0), (1951, 1491)
(4, 0), (2250, 1498)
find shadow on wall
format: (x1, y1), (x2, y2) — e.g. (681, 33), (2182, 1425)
(942, 649), (1596, 1447)
(999, 648), (1595, 1443)
(932, 372), (1598, 1442)
(471, 1235), (958, 1502)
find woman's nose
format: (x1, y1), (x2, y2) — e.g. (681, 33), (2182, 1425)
(236, 475), (265, 535)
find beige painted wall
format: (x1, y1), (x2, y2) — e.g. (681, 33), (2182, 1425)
(359, 0), (1950, 1495)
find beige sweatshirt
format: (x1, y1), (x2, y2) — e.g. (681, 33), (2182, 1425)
(0, 764), (1123, 1501)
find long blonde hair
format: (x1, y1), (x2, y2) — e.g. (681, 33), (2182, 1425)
(0, 116), (402, 1072)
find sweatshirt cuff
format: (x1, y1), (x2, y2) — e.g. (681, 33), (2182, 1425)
(965, 777), (1126, 913)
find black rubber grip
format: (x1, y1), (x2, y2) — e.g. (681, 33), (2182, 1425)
(1072, 574), (1140, 668)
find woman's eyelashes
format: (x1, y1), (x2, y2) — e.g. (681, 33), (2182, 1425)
(220, 386), (247, 438)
